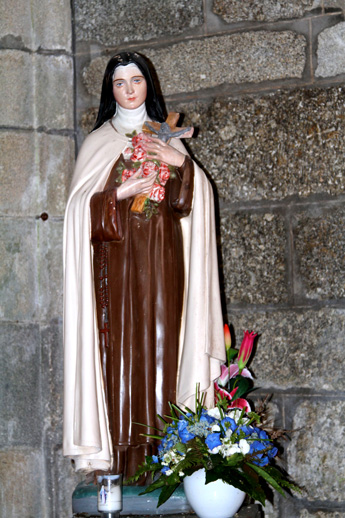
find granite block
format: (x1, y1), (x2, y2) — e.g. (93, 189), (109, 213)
(54, 448), (84, 518)
(40, 322), (64, 442)
(37, 133), (75, 216)
(176, 86), (345, 202)
(258, 501), (277, 518)
(31, 0), (72, 51)
(0, 218), (38, 321)
(316, 22), (345, 78)
(0, 131), (38, 215)
(324, 0), (345, 10)
(0, 50), (34, 127)
(74, 0), (203, 45)
(293, 206), (345, 300)
(82, 55), (108, 97)
(287, 400), (345, 501)
(300, 512), (345, 518)
(35, 54), (74, 130)
(0, 1), (33, 49)
(0, 51), (73, 129)
(0, 131), (74, 217)
(143, 31), (306, 95)
(0, 323), (41, 446)
(0, 0), (71, 50)
(80, 106), (98, 135)
(37, 220), (64, 322)
(220, 212), (288, 305)
(82, 31), (306, 98)
(227, 309), (345, 390)
(0, 448), (43, 516)
(212, 0), (321, 23)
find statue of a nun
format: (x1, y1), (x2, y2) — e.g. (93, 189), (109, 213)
(63, 51), (225, 478)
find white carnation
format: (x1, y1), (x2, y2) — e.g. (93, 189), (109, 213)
(239, 439), (250, 455)
(207, 407), (221, 419)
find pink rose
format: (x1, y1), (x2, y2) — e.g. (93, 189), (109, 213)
(132, 132), (149, 147)
(159, 163), (170, 185)
(150, 183), (165, 202)
(123, 147), (133, 160)
(121, 169), (136, 182)
(142, 161), (159, 177)
(131, 144), (147, 162)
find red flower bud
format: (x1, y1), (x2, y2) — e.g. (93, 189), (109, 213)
(237, 330), (257, 374)
(224, 324), (231, 350)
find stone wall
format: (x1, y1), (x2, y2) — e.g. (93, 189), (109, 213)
(1, 1), (344, 517)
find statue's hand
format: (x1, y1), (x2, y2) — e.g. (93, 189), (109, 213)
(117, 170), (156, 201)
(142, 137), (186, 168)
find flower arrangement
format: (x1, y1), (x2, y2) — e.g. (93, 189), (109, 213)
(214, 325), (257, 413)
(116, 131), (176, 219)
(129, 325), (298, 508)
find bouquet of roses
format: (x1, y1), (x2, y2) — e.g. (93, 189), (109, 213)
(116, 131), (175, 218)
(129, 326), (298, 507)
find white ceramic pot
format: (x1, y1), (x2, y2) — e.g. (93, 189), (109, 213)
(183, 468), (245, 518)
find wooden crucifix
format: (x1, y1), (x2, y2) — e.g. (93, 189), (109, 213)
(143, 112), (194, 142)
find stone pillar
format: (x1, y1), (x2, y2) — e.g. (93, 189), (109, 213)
(0, 1), (79, 516)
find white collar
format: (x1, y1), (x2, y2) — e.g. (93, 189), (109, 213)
(112, 102), (148, 135)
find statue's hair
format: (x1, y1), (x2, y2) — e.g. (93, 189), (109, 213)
(92, 52), (166, 131)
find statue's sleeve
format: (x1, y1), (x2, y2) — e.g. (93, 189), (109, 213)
(90, 187), (123, 242)
(171, 155), (194, 217)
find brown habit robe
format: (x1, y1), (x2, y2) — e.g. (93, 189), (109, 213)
(90, 154), (194, 478)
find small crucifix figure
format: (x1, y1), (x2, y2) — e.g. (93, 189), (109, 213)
(143, 112), (194, 142)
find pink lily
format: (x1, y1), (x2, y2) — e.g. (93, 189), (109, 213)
(218, 364), (230, 387)
(237, 330), (257, 374)
(214, 380), (238, 402)
(214, 381), (251, 413)
(229, 364), (253, 380)
(228, 397), (251, 413)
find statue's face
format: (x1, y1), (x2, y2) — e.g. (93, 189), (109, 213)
(112, 64), (147, 110)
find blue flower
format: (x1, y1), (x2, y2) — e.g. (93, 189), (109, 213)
(256, 428), (269, 440)
(221, 416), (237, 432)
(152, 455), (159, 463)
(240, 424), (253, 436)
(250, 440), (271, 466)
(268, 446), (278, 460)
(200, 409), (216, 424)
(161, 466), (170, 474)
(205, 432), (222, 451)
(177, 420), (196, 443)
(158, 436), (176, 454)
(250, 440), (266, 454)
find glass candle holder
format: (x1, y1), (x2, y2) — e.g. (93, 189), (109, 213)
(97, 474), (122, 516)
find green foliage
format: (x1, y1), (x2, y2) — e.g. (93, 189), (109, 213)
(227, 347), (238, 364)
(230, 375), (254, 401)
(143, 199), (159, 219)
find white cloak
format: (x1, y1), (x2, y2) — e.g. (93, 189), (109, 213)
(63, 121), (225, 472)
